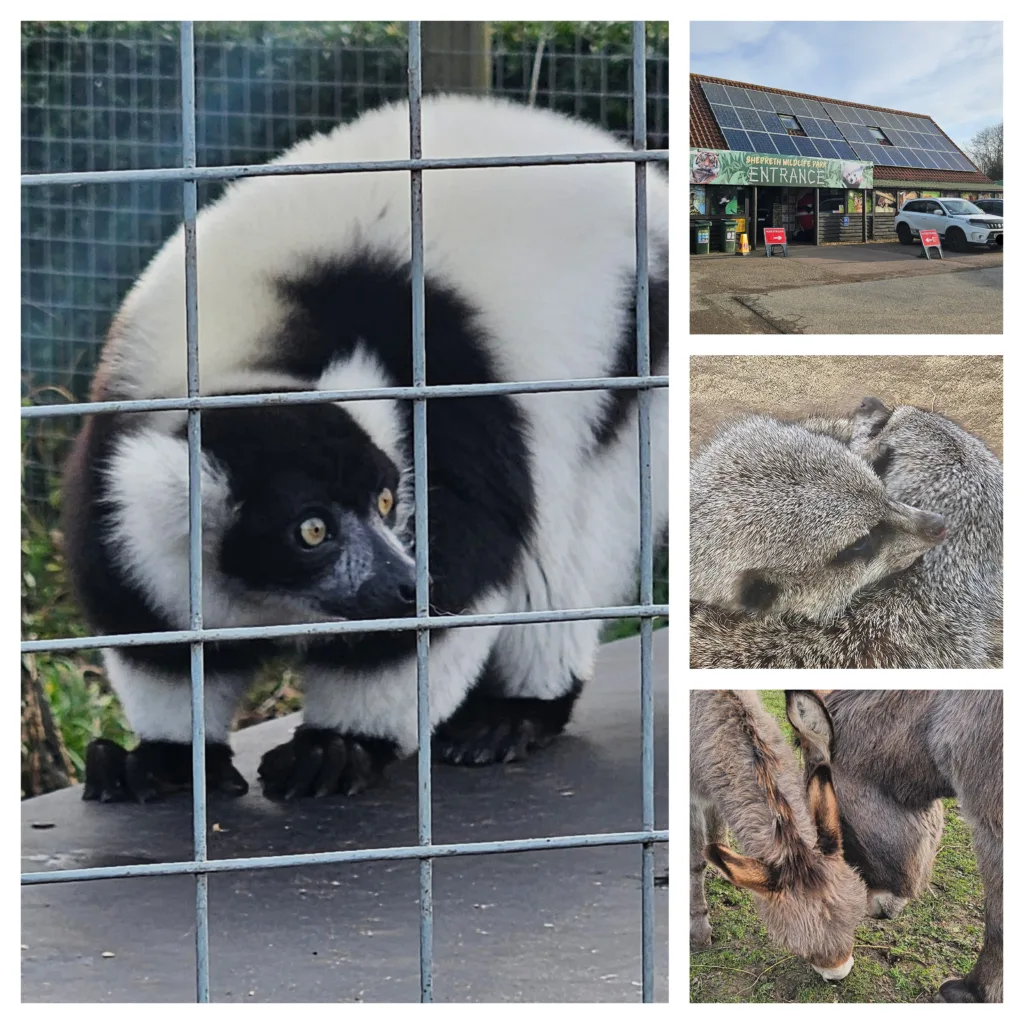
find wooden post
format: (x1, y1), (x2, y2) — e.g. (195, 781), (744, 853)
(814, 186), (820, 246)
(422, 22), (491, 94)
(862, 190), (868, 243)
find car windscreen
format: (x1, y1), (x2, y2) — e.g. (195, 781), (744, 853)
(941, 199), (984, 216)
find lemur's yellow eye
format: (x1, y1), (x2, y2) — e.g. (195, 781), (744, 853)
(298, 517), (327, 547)
(378, 488), (394, 518)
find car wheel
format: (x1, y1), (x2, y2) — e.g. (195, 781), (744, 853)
(944, 228), (965, 252)
(896, 222), (913, 245)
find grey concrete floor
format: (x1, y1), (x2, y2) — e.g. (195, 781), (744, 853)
(690, 244), (1003, 334)
(22, 631), (669, 1003)
(737, 267), (1003, 334)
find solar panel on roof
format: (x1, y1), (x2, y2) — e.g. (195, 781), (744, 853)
(759, 111), (789, 134)
(793, 136), (820, 157)
(737, 107), (766, 131)
(701, 82), (730, 106)
(698, 80), (979, 176)
(711, 104), (743, 129)
(747, 131), (778, 153)
(721, 128), (752, 151)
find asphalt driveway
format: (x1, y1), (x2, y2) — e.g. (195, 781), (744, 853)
(691, 243), (1003, 334)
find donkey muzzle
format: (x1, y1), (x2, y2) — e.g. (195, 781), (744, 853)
(813, 954), (854, 981)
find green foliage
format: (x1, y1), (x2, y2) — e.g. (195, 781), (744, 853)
(602, 549), (669, 641)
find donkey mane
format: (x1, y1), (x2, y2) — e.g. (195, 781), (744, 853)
(717, 691), (826, 891)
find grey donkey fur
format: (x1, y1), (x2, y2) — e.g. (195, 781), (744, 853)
(690, 690), (867, 979)
(690, 397), (1002, 667)
(787, 690), (1003, 1003)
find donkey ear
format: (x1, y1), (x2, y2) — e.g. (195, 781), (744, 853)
(704, 843), (775, 896)
(785, 690), (834, 769)
(807, 764), (843, 856)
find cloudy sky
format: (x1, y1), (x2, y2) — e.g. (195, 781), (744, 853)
(690, 21), (1002, 151)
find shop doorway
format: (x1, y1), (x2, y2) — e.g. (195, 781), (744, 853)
(756, 187), (816, 244)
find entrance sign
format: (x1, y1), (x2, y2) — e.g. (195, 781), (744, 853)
(919, 228), (943, 261)
(763, 227), (788, 257)
(690, 148), (874, 190)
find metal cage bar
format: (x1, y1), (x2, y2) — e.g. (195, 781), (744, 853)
(406, 24), (434, 1002)
(630, 22), (656, 1004)
(20, 20), (668, 1003)
(179, 22), (212, 1003)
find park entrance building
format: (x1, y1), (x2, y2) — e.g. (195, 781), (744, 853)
(689, 73), (1000, 252)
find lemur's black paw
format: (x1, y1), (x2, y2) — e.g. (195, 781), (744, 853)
(257, 727), (397, 801)
(935, 978), (983, 1003)
(433, 689), (580, 767)
(82, 738), (248, 804)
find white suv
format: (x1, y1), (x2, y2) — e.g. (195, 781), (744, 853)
(895, 198), (1003, 251)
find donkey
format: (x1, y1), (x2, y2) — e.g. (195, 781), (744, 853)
(786, 690), (1003, 1003)
(690, 690), (867, 980)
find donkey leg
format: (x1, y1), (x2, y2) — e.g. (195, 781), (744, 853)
(937, 822), (1002, 1002)
(690, 801), (714, 947)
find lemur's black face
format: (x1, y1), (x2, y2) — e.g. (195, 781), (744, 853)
(197, 403), (415, 620)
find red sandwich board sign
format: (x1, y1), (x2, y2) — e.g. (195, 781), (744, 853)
(919, 228), (943, 260)
(763, 227), (788, 257)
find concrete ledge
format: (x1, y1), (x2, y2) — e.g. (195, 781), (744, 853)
(22, 630), (668, 1002)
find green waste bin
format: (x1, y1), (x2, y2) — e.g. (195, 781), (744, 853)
(720, 218), (739, 254)
(693, 219), (711, 255)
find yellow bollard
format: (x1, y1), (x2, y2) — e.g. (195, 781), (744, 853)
(738, 232), (750, 255)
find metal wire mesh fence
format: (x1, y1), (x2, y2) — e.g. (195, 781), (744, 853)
(20, 20), (668, 1002)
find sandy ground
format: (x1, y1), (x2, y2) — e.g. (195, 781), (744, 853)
(690, 355), (1003, 457)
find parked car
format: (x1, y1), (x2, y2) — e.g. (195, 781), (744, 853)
(974, 198), (1003, 217)
(895, 198), (1003, 251)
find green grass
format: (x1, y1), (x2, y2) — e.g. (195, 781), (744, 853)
(690, 690), (985, 1003)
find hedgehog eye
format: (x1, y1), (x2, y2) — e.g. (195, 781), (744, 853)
(377, 488), (394, 518)
(297, 517), (328, 548)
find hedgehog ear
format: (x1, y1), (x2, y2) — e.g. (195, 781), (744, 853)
(737, 571), (778, 612)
